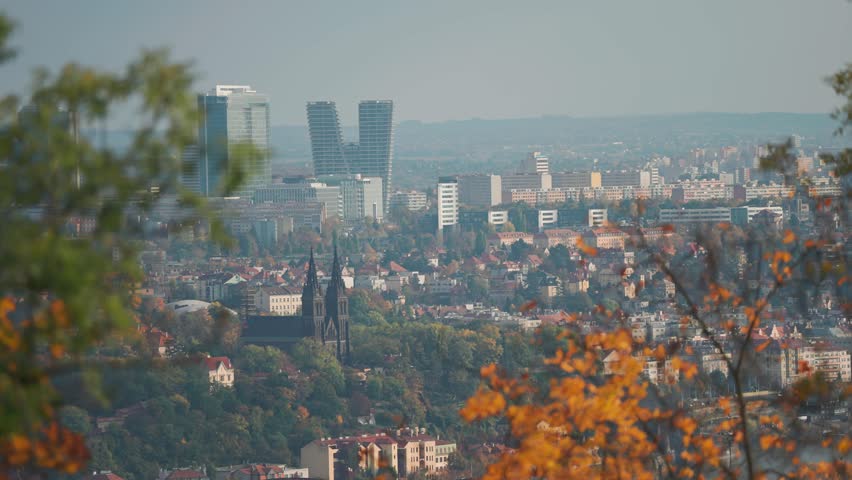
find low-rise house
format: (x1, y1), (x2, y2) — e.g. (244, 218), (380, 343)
(487, 232), (535, 248)
(203, 356), (234, 388)
(159, 468), (209, 480)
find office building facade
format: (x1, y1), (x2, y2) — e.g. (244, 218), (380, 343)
(356, 100), (394, 212)
(196, 85), (270, 197)
(307, 101), (348, 176)
(458, 174), (502, 208)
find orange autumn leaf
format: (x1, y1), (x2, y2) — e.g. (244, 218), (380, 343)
(519, 299), (537, 313)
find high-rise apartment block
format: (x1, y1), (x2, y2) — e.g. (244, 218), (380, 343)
(437, 176), (459, 231)
(518, 151), (550, 174)
(307, 100), (394, 214)
(195, 85), (270, 197)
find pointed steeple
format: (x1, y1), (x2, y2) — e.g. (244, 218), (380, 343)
(302, 247), (321, 299)
(328, 237), (345, 295)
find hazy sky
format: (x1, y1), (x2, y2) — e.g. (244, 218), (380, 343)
(2, 1), (851, 125)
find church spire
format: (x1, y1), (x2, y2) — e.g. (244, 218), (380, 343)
(328, 237), (345, 294)
(302, 247), (321, 298)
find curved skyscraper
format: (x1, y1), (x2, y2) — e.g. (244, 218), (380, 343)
(307, 99), (394, 213)
(306, 101), (348, 176)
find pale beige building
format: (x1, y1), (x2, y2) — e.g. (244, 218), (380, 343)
(255, 286), (301, 315)
(300, 434), (398, 480)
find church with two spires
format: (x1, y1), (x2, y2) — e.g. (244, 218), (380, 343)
(242, 246), (350, 362)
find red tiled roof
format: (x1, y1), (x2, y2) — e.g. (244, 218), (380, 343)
(389, 261), (408, 273)
(202, 356), (232, 371)
(166, 469), (206, 480)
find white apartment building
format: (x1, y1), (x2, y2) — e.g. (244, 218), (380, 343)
(659, 207), (732, 224)
(437, 176), (459, 230)
(588, 208), (608, 227)
(488, 210), (508, 226)
(518, 151), (550, 175)
(537, 209), (558, 231)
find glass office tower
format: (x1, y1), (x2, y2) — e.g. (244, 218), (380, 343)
(357, 100), (394, 213)
(306, 101), (348, 176)
(197, 85), (270, 197)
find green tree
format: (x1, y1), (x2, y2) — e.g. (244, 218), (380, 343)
(0, 13), (252, 474)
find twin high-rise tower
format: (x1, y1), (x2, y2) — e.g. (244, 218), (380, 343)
(306, 100), (394, 213)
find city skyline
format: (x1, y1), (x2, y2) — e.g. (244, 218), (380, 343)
(3, 1), (852, 126)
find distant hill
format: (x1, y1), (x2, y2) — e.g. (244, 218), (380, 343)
(91, 112), (845, 165)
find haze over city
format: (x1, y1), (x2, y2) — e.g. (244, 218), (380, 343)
(1, 3), (852, 480)
(4, 0), (852, 125)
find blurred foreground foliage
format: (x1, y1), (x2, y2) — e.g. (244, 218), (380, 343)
(0, 12), (247, 476)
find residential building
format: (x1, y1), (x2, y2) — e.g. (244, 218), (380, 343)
(730, 205), (784, 226)
(390, 190), (428, 211)
(582, 228), (627, 250)
(434, 441), (457, 472)
(437, 176), (459, 231)
(215, 464), (308, 480)
(537, 209), (558, 231)
(501, 173), (552, 202)
(601, 170), (648, 188)
(534, 228), (579, 249)
(196, 85), (270, 197)
(551, 171), (602, 189)
(518, 151), (549, 174)
(487, 232), (535, 248)
(733, 183), (795, 201)
(301, 434), (398, 480)
(203, 356), (234, 388)
(671, 180), (731, 202)
(256, 286), (301, 315)
(659, 207), (732, 225)
(488, 210), (508, 226)
(588, 208), (607, 227)
(780, 344), (851, 387)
